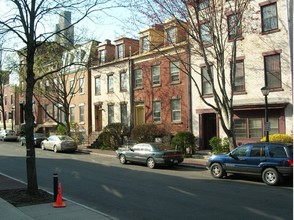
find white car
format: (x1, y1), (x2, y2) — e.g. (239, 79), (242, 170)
(0, 130), (18, 141)
(41, 135), (77, 153)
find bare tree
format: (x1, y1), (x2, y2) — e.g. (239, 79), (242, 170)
(127, 0), (251, 149)
(33, 40), (97, 137)
(0, 0), (117, 195)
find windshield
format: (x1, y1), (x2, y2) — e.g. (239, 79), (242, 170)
(58, 136), (73, 141)
(34, 133), (46, 138)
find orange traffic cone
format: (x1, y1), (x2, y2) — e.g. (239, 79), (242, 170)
(53, 183), (66, 208)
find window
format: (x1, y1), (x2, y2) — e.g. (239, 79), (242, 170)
(108, 105), (114, 124)
(120, 103), (128, 125)
(70, 106), (75, 122)
(269, 117), (279, 134)
(249, 119), (262, 138)
(166, 27), (176, 44)
(120, 72), (127, 91)
(53, 105), (58, 120)
(69, 80), (74, 95)
(250, 146), (265, 157)
(152, 65), (160, 86)
(79, 78), (84, 94)
(45, 80), (50, 92)
(171, 99), (181, 122)
(95, 77), (101, 95)
(268, 146), (287, 158)
(134, 69), (142, 88)
(4, 95), (7, 105)
(264, 54), (281, 89)
(153, 101), (161, 123)
(233, 60), (245, 92)
(228, 13), (242, 40)
(107, 74), (114, 93)
(20, 81), (24, 96)
(200, 23), (212, 44)
(234, 119), (246, 138)
(261, 3), (278, 33)
(98, 50), (105, 64)
(53, 78), (58, 92)
(170, 61), (180, 82)
(231, 145), (250, 157)
(234, 117), (279, 139)
(197, 0), (210, 10)
(201, 66), (213, 95)
(141, 36), (149, 53)
(117, 44), (124, 59)
(11, 95), (14, 105)
(79, 105), (84, 123)
(45, 104), (49, 120)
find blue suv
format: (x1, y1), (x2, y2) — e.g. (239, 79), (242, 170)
(207, 142), (293, 185)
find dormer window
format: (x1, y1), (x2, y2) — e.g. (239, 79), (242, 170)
(117, 44), (124, 59)
(166, 27), (176, 44)
(98, 50), (105, 64)
(141, 36), (149, 53)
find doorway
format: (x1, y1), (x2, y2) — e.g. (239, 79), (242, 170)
(202, 113), (217, 150)
(94, 105), (102, 132)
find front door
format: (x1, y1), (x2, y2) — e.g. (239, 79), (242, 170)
(95, 105), (102, 132)
(202, 113), (217, 150)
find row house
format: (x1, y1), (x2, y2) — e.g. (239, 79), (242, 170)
(0, 83), (18, 131)
(91, 38), (139, 133)
(191, 0), (292, 149)
(132, 19), (192, 135)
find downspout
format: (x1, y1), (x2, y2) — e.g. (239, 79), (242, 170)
(186, 42), (192, 133)
(128, 47), (134, 132)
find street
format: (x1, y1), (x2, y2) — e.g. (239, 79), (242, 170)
(0, 141), (292, 220)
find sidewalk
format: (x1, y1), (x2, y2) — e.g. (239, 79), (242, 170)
(0, 149), (207, 220)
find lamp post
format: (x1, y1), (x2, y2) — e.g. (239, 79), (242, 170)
(261, 87), (270, 142)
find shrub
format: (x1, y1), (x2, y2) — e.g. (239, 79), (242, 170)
(171, 131), (195, 155)
(97, 123), (129, 150)
(57, 124), (66, 135)
(260, 134), (293, 143)
(131, 124), (163, 143)
(209, 137), (230, 154)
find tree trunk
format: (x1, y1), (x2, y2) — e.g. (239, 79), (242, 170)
(25, 43), (39, 195)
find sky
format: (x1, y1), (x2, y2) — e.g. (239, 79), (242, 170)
(0, 0), (139, 81)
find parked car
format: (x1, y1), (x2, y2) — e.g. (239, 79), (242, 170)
(19, 133), (47, 147)
(207, 142), (293, 185)
(0, 130), (18, 141)
(116, 143), (184, 169)
(41, 135), (77, 153)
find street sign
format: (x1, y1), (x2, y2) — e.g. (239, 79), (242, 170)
(264, 122), (271, 132)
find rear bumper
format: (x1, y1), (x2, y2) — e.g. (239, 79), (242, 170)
(155, 157), (184, 166)
(277, 167), (293, 176)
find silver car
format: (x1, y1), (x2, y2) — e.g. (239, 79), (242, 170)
(41, 135), (77, 153)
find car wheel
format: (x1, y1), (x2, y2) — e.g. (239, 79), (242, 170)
(41, 143), (46, 150)
(119, 155), (127, 164)
(147, 158), (156, 169)
(262, 168), (280, 186)
(210, 163), (224, 178)
(53, 145), (58, 153)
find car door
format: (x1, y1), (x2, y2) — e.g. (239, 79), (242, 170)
(225, 145), (250, 173)
(127, 145), (141, 162)
(47, 136), (56, 150)
(244, 145), (265, 174)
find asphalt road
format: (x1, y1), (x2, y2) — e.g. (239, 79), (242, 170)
(0, 141), (292, 220)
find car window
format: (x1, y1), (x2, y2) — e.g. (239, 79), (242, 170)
(268, 146), (287, 158)
(250, 146), (265, 157)
(133, 146), (141, 151)
(232, 146), (250, 157)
